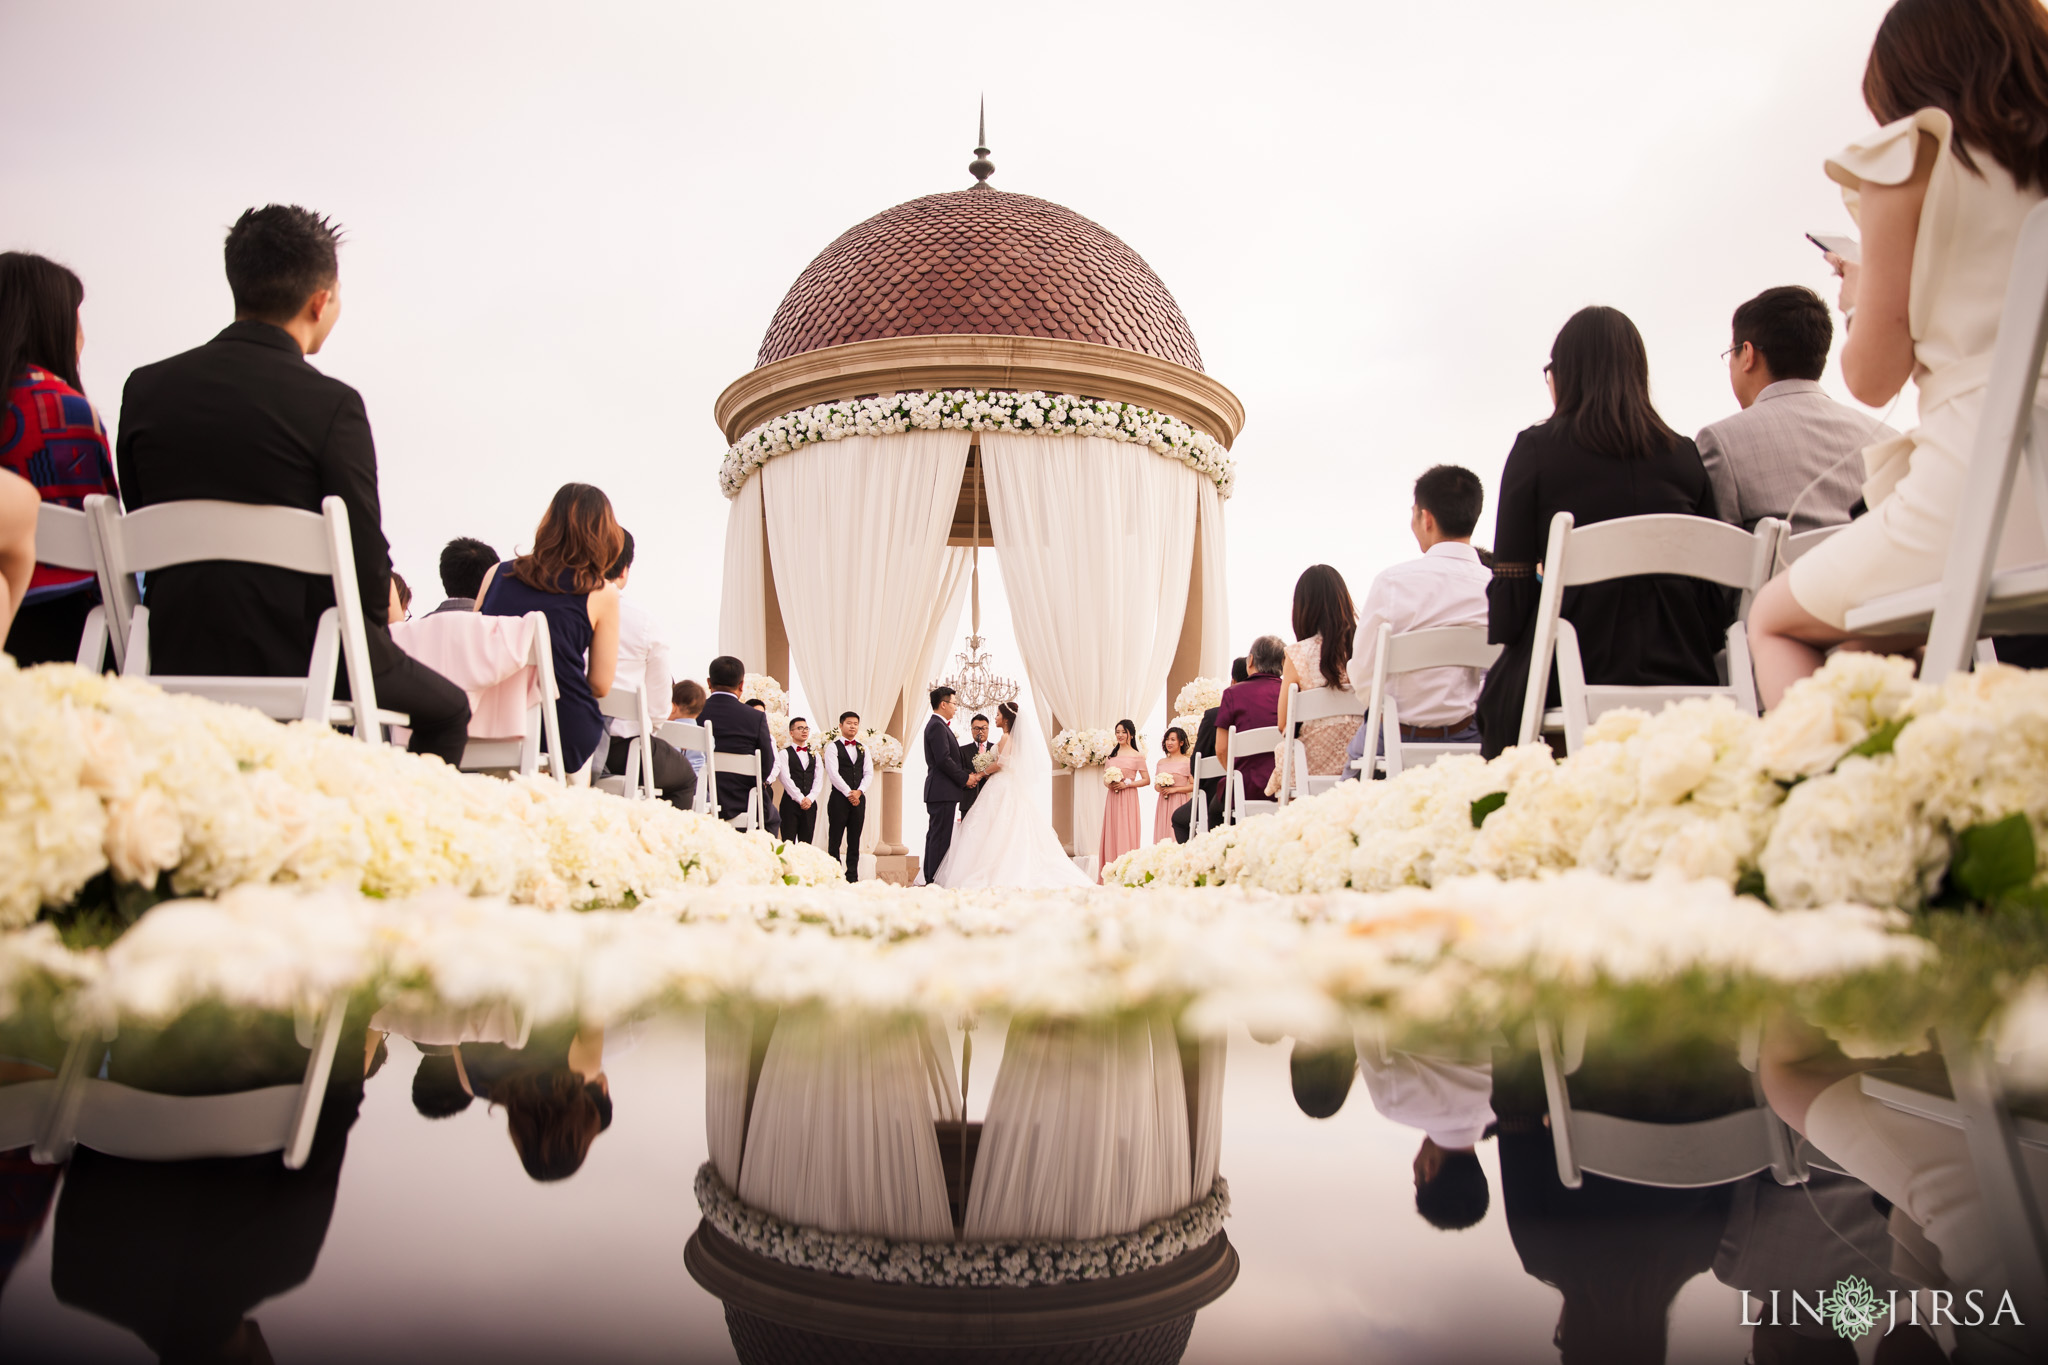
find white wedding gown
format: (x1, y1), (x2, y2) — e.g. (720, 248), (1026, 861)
(933, 707), (1091, 890)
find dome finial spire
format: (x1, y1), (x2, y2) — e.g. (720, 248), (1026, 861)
(969, 96), (994, 187)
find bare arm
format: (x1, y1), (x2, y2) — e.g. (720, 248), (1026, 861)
(0, 471), (37, 642)
(586, 582), (621, 697)
(1276, 656), (1301, 733)
(476, 562), (499, 607)
(1836, 131), (1935, 407)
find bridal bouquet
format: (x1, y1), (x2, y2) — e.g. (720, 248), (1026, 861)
(862, 730), (904, 771)
(1174, 677), (1224, 718)
(1052, 728), (1119, 769)
(972, 750), (999, 774)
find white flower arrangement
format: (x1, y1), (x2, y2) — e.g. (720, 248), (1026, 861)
(1174, 677), (1224, 718)
(1153, 771), (1178, 793)
(861, 729), (904, 771)
(719, 391), (1235, 500)
(739, 673), (788, 715)
(0, 659), (842, 929)
(1052, 728), (1119, 770)
(695, 1161), (1231, 1287)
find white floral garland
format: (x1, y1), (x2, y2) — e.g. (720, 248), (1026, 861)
(1052, 727), (1119, 770)
(694, 1162), (1230, 1287)
(719, 391), (1235, 500)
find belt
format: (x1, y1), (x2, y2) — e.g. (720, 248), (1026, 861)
(1399, 716), (1475, 741)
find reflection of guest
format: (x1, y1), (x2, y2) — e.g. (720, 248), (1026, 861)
(1289, 1037), (1357, 1119)
(1358, 1043), (1495, 1232)
(455, 1023), (612, 1182)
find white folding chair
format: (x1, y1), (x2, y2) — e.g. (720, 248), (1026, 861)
(711, 748), (765, 832)
(93, 495), (402, 743)
(1845, 201), (2048, 683)
(1535, 1016), (1805, 1192)
(1517, 513), (1787, 752)
(30, 501), (114, 669)
(33, 995), (348, 1172)
(1276, 682), (1365, 804)
(425, 612), (569, 784)
(1222, 724), (1280, 826)
(594, 685), (657, 800)
(1776, 523), (1844, 571)
(660, 720), (714, 814)
(1187, 752), (1225, 837)
(1357, 623), (1502, 780)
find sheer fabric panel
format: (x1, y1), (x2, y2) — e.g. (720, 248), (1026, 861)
(963, 1014), (1192, 1241)
(897, 548), (971, 832)
(1195, 477), (1231, 680)
(979, 434), (1199, 863)
(717, 477), (769, 668)
(736, 1008), (956, 1240)
(704, 1004), (755, 1188)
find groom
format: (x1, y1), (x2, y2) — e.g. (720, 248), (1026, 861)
(922, 686), (980, 885)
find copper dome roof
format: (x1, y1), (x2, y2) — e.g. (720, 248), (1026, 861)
(755, 186), (1205, 373)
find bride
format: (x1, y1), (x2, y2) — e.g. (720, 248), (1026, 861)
(934, 701), (1091, 890)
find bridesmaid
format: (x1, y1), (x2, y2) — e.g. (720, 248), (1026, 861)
(1098, 719), (1149, 880)
(1152, 726), (1192, 845)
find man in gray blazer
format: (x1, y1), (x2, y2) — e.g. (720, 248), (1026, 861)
(1696, 286), (1896, 534)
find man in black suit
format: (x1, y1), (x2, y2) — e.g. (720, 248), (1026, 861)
(114, 205), (469, 765)
(1173, 656), (1250, 845)
(825, 711), (872, 881)
(775, 717), (824, 845)
(921, 686), (979, 883)
(698, 655), (780, 835)
(957, 712), (994, 815)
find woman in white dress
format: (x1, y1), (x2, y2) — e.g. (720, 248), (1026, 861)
(933, 700), (1091, 890)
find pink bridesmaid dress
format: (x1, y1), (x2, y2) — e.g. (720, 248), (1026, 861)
(1152, 755), (1192, 844)
(1097, 749), (1149, 882)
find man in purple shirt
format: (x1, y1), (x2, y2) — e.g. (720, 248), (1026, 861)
(1215, 634), (1287, 809)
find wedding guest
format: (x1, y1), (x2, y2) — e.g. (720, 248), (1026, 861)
(774, 717), (824, 844)
(1697, 286), (1896, 533)
(1275, 564), (1361, 793)
(1153, 726), (1192, 844)
(1750, 0), (2048, 707)
(596, 530), (693, 809)
(1346, 465), (1492, 774)
(1097, 719), (1149, 881)
(0, 252), (122, 667)
(116, 205), (470, 763)
(698, 655), (779, 833)
(387, 570), (411, 624)
(0, 469), (36, 646)
(1172, 655), (1250, 844)
(827, 711), (872, 880)
(745, 698), (766, 713)
(477, 482), (622, 780)
(671, 678), (708, 782)
(958, 713), (994, 815)
(1215, 635), (1286, 806)
(1475, 306), (1729, 755)
(430, 536), (497, 614)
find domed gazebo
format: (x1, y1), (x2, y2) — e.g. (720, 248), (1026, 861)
(715, 127), (1244, 880)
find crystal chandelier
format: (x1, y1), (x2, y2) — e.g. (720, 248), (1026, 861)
(936, 464), (1019, 712)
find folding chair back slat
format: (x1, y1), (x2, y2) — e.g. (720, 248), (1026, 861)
(660, 720), (714, 813)
(1361, 623), (1499, 780)
(1553, 513), (1778, 591)
(710, 747), (764, 830)
(1223, 724), (1280, 826)
(594, 685), (656, 800)
(32, 501), (114, 669)
(1276, 683), (1365, 805)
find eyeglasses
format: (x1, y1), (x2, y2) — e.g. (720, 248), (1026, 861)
(1721, 342), (1748, 361)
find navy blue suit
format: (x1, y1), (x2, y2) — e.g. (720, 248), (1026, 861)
(922, 713), (971, 881)
(699, 692), (780, 836)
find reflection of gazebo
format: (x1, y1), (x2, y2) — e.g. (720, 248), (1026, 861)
(715, 130), (1245, 880)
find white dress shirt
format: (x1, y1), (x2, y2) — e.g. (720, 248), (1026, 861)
(773, 746), (826, 804)
(828, 738), (874, 797)
(1359, 1051), (1495, 1150)
(607, 595), (673, 739)
(1346, 541), (1492, 727)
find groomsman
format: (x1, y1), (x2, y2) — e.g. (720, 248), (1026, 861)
(827, 712), (874, 882)
(775, 718), (824, 845)
(958, 713), (994, 815)
(922, 687), (979, 884)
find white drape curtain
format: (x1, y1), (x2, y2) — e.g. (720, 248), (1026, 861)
(963, 1014), (1193, 1241)
(705, 1004), (755, 1189)
(1194, 477), (1231, 680)
(896, 549), (971, 836)
(736, 1008), (960, 1240)
(762, 433), (972, 807)
(717, 477), (769, 667)
(980, 434), (1199, 865)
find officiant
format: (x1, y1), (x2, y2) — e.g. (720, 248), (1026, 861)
(958, 713), (994, 815)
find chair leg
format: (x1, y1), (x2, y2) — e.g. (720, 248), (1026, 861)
(1536, 1017), (1583, 1189)
(32, 1031), (98, 1165)
(284, 996), (348, 1171)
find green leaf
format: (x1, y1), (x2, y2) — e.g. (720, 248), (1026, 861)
(1846, 716), (1910, 761)
(1735, 867), (1769, 903)
(1951, 813), (2039, 905)
(1470, 792), (1508, 828)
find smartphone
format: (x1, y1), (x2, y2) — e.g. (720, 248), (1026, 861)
(1806, 232), (1861, 263)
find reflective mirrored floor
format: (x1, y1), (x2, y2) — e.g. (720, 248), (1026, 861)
(0, 1011), (1972, 1363)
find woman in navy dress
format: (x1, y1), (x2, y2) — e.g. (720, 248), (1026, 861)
(476, 482), (623, 778)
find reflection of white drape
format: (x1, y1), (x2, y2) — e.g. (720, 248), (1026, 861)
(981, 434), (1199, 865)
(737, 1009), (961, 1240)
(964, 1014), (1192, 1241)
(705, 1004), (755, 1188)
(1195, 478), (1231, 680)
(717, 477), (769, 667)
(1190, 1035), (1224, 1201)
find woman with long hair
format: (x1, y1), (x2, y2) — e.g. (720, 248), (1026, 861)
(1152, 725), (1193, 844)
(1096, 719), (1149, 881)
(1275, 564), (1361, 791)
(477, 483), (623, 778)
(1474, 306), (1727, 754)
(0, 251), (121, 665)
(1750, 0), (2048, 705)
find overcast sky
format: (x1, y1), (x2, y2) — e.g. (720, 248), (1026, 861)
(6, 0), (1904, 739)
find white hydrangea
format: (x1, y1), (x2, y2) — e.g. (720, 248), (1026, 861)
(1759, 756), (1945, 910)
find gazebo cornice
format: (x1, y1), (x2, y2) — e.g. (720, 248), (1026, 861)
(714, 334), (1246, 450)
